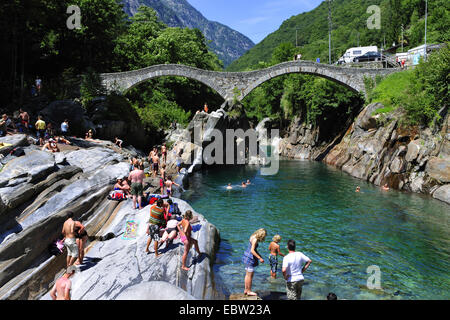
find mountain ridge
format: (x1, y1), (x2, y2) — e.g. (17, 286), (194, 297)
(121, 0), (255, 67)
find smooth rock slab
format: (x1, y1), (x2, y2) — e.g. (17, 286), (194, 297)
(65, 147), (123, 173)
(433, 184), (450, 204)
(114, 281), (197, 300)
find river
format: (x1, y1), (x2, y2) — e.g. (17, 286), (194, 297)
(181, 160), (450, 300)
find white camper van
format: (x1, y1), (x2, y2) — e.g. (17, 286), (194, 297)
(337, 46), (378, 64)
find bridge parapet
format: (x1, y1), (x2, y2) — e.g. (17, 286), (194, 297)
(100, 61), (399, 102)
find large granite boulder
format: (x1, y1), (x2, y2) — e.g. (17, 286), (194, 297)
(115, 282), (197, 300)
(426, 157), (450, 184)
(65, 147), (124, 173)
(432, 184), (450, 204)
(37, 198), (222, 300)
(39, 100), (91, 137)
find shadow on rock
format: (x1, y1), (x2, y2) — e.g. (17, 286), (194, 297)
(79, 257), (103, 272)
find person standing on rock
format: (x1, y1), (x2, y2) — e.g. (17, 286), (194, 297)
(74, 220), (88, 265)
(165, 175), (180, 197)
(159, 164), (166, 195)
(19, 109), (29, 133)
(50, 265), (76, 300)
(61, 211), (79, 268)
(152, 150), (160, 178)
(60, 119), (69, 136)
(161, 143), (167, 163)
(145, 199), (165, 257)
(128, 164), (145, 210)
(35, 115), (46, 146)
(242, 228), (266, 296)
(177, 210), (202, 271)
(282, 239), (312, 300)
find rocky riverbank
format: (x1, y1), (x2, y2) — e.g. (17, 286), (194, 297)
(0, 134), (222, 300)
(277, 103), (450, 205)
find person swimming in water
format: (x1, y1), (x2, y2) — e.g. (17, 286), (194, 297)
(241, 182), (247, 188)
(246, 180), (251, 185)
(355, 186), (361, 193)
(381, 183), (390, 191)
(226, 183), (233, 190)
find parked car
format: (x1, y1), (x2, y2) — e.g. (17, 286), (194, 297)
(353, 51), (384, 62)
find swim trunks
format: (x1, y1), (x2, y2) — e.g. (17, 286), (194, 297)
(148, 224), (161, 241)
(152, 163), (159, 171)
(131, 182), (144, 196)
(160, 179), (164, 187)
(269, 254), (278, 273)
(64, 238), (79, 257)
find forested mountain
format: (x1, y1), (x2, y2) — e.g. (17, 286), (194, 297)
(228, 0), (449, 71)
(121, 0), (255, 67)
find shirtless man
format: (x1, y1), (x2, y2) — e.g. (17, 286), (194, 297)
(128, 164), (145, 210)
(50, 266), (76, 300)
(19, 109), (29, 132)
(61, 212), (79, 267)
(161, 143), (167, 163)
(165, 175), (180, 197)
(148, 148), (155, 166)
(152, 151), (160, 178)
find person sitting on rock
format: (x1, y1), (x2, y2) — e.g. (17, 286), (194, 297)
(0, 114), (16, 136)
(42, 138), (60, 153)
(85, 129), (93, 140)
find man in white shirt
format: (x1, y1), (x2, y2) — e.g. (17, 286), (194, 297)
(282, 239), (312, 300)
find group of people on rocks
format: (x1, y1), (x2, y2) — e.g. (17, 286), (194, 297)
(242, 228), (314, 300)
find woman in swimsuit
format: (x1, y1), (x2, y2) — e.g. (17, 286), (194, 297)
(177, 210), (201, 271)
(242, 228), (266, 296)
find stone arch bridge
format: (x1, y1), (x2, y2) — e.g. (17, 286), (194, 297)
(100, 61), (398, 102)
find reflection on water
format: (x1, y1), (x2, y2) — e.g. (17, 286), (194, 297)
(182, 160), (450, 300)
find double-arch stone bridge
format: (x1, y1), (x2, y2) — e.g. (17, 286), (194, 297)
(100, 61), (398, 102)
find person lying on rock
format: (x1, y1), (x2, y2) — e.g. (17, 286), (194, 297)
(178, 210), (202, 271)
(54, 136), (71, 145)
(41, 138), (60, 153)
(50, 265), (76, 300)
(158, 216), (179, 249)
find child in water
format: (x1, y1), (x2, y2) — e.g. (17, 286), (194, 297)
(268, 234), (285, 279)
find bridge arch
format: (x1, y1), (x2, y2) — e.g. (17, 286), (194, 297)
(100, 61), (398, 103)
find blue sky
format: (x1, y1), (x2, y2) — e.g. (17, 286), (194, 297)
(188, 0), (323, 44)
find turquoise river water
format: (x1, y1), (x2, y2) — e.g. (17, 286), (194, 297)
(181, 160), (450, 300)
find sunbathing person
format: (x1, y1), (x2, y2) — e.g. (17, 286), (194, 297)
(159, 216), (179, 249)
(42, 138), (60, 153)
(55, 136), (71, 145)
